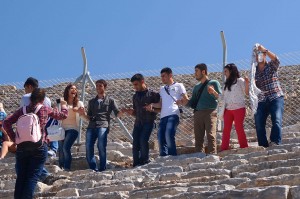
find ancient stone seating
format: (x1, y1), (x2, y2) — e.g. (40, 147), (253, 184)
(0, 123), (300, 199)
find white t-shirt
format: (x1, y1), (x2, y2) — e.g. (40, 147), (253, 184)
(20, 93), (52, 108)
(160, 82), (187, 118)
(223, 78), (246, 110)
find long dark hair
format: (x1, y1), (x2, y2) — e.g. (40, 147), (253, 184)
(224, 63), (240, 91)
(63, 84), (79, 107)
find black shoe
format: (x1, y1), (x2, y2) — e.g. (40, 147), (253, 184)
(43, 174), (67, 185)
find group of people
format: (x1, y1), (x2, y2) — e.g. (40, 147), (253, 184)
(0, 44), (284, 199)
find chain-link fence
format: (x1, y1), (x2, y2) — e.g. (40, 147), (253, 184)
(0, 51), (300, 147)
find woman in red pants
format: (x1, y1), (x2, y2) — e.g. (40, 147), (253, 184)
(221, 63), (249, 151)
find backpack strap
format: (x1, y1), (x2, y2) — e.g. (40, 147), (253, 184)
(34, 104), (43, 114)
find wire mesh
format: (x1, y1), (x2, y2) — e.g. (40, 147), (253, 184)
(0, 51), (299, 147)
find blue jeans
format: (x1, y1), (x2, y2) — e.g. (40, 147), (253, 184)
(58, 129), (79, 170)
(132, 122), (154, 166)
(49, 141), (58, 153)
(255, 96), (284, 147)
(14, 143), (48, 199)
(157, 115), (179, 156)
(86, 128), (108, 172)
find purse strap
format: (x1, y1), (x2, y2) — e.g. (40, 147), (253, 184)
(195, 80), (210, 104)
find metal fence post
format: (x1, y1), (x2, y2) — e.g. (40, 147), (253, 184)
(219, 31), (227, 132)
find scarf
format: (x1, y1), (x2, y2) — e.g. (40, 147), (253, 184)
(249, 43), (262, 116)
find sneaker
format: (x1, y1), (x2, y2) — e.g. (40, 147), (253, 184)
(47, 149), (56, 157)
(43, 174), (67, 185)
(269, 142), (279, 147)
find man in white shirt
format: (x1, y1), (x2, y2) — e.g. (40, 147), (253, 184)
(146, 67), (188, 156)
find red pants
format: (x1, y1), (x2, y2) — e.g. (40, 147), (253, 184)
(221, 108), (248, 151)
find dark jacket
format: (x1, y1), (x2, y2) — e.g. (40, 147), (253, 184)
(87, 95), (120, 128)
(133, 89), (160, 126)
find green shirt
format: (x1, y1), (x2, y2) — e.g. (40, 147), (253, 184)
(188, 79), (222, 110)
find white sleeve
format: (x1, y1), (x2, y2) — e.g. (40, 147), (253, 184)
(43, 97), (52, 108)
(78, 101), (84, 108)
(180, 83), (187, 94)
(239, 78), (246, 93)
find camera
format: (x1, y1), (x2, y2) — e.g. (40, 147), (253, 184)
(179, 108), (183, 114)
(56, 99), (61, 104)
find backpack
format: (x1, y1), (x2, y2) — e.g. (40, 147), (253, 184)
(15, 104), (43, 145)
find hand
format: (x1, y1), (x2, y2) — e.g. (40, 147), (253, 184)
(60, 99), (67, 106)
(77, 107), (86, 115)
(258, 44), (267, 52)
(176, 99), (183, 106)
(244, 76), (249, 84)
(207, 85), (216, 95)
(144, 104), (153, 112)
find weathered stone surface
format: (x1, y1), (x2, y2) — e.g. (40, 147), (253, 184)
(181, 168), (231, 179)
(187, 184), (235, 192)
(158, 173), (181, 181)
(290, 185), (300, 199)
(232, 158), (300, 177)
(55, 188), (80, 197)
(237, 174), (300, 188)
(80, 183), (134, 196)
(130, 187), (188, 199)
(0, 190), (14, 199)
(218, 146), (266, 157)
(207, 185), (289, 199)
(188, 159), (248, 171)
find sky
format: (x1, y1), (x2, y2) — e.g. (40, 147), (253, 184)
(0, 0), (299, 84)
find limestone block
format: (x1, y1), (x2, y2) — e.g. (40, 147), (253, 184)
(55, 188), (80, 197)
(130, 187), (188, 199)
(80, 183), (134, 196)
(290, 185), (300, 199)
(0, 180), (15, 190)
(158, 172), (181, 181)
(189, 159), (248, 171)
(181, 168), (231, 180)
(207, 185), (289, 199)
(0, 190), (14, 199)
(187, 184), (235, 192)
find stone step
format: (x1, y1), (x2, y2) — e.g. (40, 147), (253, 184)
(237, 166), (300, 180)
(248, 151), (300, 164)
(188, 159), (248, 171)
(232, 158), (300, 177)
(167, 185), (290, 199)
(237, 173), (300, 189)
(0, 190), (14, 199)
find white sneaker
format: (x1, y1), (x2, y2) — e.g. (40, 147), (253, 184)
(48, 149), (56, 157)
(269, 142), (279, 147)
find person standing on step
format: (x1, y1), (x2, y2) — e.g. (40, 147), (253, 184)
(146, 67), (188, 156)
(58, 84), (85, 171)
(3, 88), (68, 199)
(19, 77), (63, 185)
(218, 63), (249, 151)
(177, 63), (221, 154)
(79, 79), (123, 172)
(254, 44), (284, 147)
(122, 74), (160, 167)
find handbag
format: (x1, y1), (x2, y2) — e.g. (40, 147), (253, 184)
(47, 119), (65, 141)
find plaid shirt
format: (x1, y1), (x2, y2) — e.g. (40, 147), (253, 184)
(255, 57), (284, 102)
(3, 104), (68, 143)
